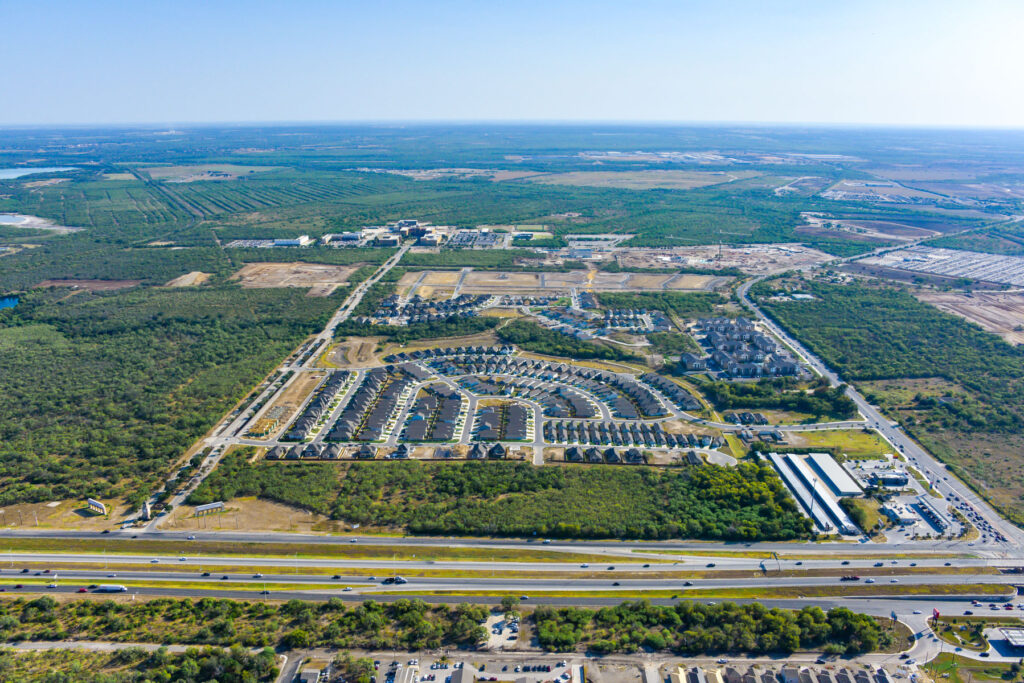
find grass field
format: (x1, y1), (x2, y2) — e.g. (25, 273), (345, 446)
(786, 429), (893, 459)
(925, 653), (1017, 683)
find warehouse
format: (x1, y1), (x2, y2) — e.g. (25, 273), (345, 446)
(807, 452), (862, 496)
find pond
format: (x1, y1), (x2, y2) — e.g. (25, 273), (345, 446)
(0, 167), (77, 179)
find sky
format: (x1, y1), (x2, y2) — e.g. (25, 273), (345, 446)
(3, 0), (1024, 128)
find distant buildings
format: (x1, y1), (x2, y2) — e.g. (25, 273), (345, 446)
(687, 317), (799, 378)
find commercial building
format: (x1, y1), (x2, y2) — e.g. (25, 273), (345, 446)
(272, 235), (312, 247)
(807, 452), (862, 496)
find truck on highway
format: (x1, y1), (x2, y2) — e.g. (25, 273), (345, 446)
(95, 584), (128, 593)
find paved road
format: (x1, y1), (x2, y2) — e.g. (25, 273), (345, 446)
(737, 274), (1024, 553)
(2, 527), (1013, 557)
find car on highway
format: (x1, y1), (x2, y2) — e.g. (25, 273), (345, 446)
(77, 587), (88, 593)
(187, 535), (196, 540)
(253, 573), (263, 578)
(580, 563), (589, 568)
(201, 572), (211, 577)
(179, 557), (187, 561)
(865, 578), (876, 584)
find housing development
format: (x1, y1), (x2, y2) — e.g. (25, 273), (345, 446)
(2, 123), (1024, 682)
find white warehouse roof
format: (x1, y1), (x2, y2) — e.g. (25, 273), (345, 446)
(808, 452), (862, 496)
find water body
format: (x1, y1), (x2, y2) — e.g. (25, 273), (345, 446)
(0, 167), (77, 179)
(0, 297), (18, 310)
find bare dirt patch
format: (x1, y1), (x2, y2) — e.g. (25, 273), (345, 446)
(23, 178), (69, 188)
(325, 339), (381, 368)
(257, 372), (325, 438)
(36, 279), (141, 291)
(164, 497), (330, 533)
(0, 499), (131, 530)
(233, 262), (356, 292)
(164, 271), (210, 287)
(916, 291), (1024, 344)
(453, 270), (723, 293)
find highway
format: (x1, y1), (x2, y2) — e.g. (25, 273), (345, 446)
(2, 563), (1018, 592)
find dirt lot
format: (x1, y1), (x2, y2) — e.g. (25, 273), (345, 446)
(442, 269), (723, 293)
(528, 170), (760, 190)
(164, 497), (330, 533)
(324, 339), (380, 368)
(255, 372), (326, 438)
(36, 278), (141, 291)
(615, 245), (831, 275)
(233, 262), (357, 294)
(165, 271), (210, 287)
(0, 499), (131, 530)
(916, 291), (1024, 344)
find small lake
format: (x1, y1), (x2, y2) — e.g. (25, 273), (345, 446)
(0, 167), (77, 180)
(0, 297), (18, 310)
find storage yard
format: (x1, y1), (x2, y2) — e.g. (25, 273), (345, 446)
(613, 245), (832, 274)
(860, 246), (1024, 286)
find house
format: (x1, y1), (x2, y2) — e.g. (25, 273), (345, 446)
(488, 443), (507, 459)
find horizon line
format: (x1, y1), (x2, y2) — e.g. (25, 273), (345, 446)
(3, 119), (1024, 132)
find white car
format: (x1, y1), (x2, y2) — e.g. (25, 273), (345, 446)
(865, 578), (876, 584)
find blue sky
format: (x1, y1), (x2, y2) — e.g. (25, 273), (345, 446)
(2, 0), (1023, 127)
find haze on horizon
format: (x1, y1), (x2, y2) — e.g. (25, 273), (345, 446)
(3, 0), (1023, 129)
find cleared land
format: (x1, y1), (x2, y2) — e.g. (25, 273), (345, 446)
(163, 496), (329, 533)
(528, 170), (760, 190)
(786, 429), (893, 459)
(36, 278), (141, 291)
(232, 262), (356, 293)
(399, 269), (725, 293)
(256, 371), (325, 439)
(164, 270), (210, 287)
(615, 245), (831, 275)
(917, 291), (1024, 345)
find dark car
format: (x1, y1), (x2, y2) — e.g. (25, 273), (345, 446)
(201, 572), (211, 577)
